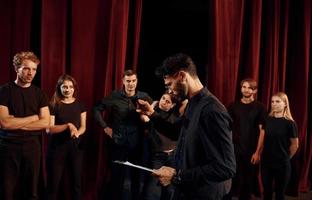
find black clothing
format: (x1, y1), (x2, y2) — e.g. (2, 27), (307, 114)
(261, 117), (298, 200)
(227, 100), (266, 199)
(143, 106), (180, 200)
(148, 107), (178, 153)
(261, 162), (291, 200)
(51, 101), (85, 129)
(151, 88), (236, 200)
(262, 117), (298, 167)
(228, 100), (266, 157)
(0, 82), (49, 200)
(0, 82), (49, 138)
(143, 152), (176, 200)
(228, 154), (260, 200)
(93, 89), (152, 200)
(94, 90), (152, 148)
(46, 101), (86, 200)
(0, 137), (41, 200)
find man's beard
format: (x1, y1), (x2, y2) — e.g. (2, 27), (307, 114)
(174, 81), (188, 102)
(18, 75), (33, 84)
(242, 93), (253, 99)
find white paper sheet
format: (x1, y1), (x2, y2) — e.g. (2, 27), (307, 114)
(113, 160), (155, 173)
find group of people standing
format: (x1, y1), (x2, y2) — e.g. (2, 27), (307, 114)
(0, 52), (86, 200)
(0, 51), (299, 200)
(226, 79), (299, 200)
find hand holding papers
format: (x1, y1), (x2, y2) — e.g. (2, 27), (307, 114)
(113, 160), (155, 173)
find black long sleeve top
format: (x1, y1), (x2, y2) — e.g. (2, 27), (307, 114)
(93, 89), (152, 148)
(151, 88), (236, 199)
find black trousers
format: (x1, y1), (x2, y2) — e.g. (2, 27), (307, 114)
(226, 154), (260, 200)
(46, 138), (83, 200)
(261, 162), (291, 200)
(105, 142), (145, 200)
(0, 136), (41, 200)
(142, 151), (176, 200)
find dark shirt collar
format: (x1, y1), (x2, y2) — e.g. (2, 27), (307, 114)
(120, 89), (137, 99)
(188, 87), (210, 105)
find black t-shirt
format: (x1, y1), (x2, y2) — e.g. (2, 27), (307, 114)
(262, 116), (298, 167)
(50, 100), (86, 129)
(49, 100), (86, 142)
(0, 82), (49, 138)
(228, 100), (266, 157)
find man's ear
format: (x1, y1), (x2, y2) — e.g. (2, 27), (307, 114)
(179, 71), (187, 81)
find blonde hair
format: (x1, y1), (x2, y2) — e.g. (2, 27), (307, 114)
(269, 92), (294, 121)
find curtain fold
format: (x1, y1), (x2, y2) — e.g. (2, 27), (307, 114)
(0, 0), (311, 199)
(0, 0), (35, 82)
(207, 0), (311, 195)
(40, 0), (141, 199)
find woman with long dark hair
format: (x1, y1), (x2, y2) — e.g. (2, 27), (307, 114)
(46, 74), (86, 200)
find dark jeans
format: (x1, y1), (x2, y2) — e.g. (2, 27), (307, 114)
(46, 138), (83, 200)
(227, 154), (260, 200)
(0, 137), (41, 200)
(142, 151), (176, 200)
(105, 142), (145, 200)
(261, 162), (291, 200)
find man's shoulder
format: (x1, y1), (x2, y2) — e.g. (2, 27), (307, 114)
(30, 84), (43, 90)
(29, 84), (48, 96)
(200, 92), (228, 114)
(253, 100), (266, 107)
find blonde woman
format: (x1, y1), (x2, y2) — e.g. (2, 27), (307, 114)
(261, 92), (299, 200)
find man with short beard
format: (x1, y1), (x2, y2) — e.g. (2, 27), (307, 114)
(227, 79), (267, 200)
(0, 51), (50, 200)
(137, 53), (236, 200)
(93, 69), (153, 200)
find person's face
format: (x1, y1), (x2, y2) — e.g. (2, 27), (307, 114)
(271, 96), (286, 114)
(164, 71), (187, 101)
(241, 82), (256, 98)
(60, 80), (75, 99)
(16, 59), (37, 84)
(123, 74), (137, 95)
(159, 94), (175, 112)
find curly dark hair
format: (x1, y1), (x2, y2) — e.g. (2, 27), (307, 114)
(155, 53), (197, 78)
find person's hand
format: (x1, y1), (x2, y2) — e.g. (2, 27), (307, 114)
(251, 152), (260, 164)
(140, 114), (150, 122)
(104, 127), (113, 138)
(136, 99), (154, 116)
(153, 166), (176, 186)
(68, 123), (78, 138)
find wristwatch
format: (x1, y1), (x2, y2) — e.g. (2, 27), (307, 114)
(172, 170), (182, 185)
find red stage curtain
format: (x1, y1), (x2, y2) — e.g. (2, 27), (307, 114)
(0, 0), (311, 199)
(207, 0), (311, 195)
(40, 0), (143, 199)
